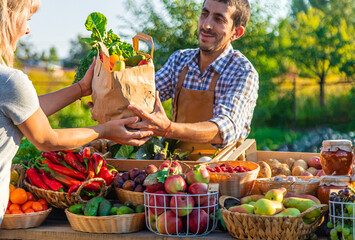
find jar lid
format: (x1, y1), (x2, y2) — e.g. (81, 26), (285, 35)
(319, 175), (350, 186)
(321, 139), (353, 152)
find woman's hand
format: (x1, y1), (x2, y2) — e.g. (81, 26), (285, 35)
(127, 91), (171, 137)
(102, 116), (154, 146)
(78, 57), (96, 97)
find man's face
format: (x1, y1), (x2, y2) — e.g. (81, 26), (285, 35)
(198, 0), (236, 54)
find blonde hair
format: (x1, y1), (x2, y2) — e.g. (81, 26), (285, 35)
(0, 0), (40, 67)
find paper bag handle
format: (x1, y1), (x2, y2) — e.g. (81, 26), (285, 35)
(132, 32), (154, 60)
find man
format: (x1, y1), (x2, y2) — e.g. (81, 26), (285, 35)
(128, 0), (258, 151)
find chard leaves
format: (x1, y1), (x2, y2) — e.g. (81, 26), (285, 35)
(85, 12), (107, 42)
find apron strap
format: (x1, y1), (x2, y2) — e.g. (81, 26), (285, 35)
(208, 70), (220, 91)
(172, 66), (188, 122)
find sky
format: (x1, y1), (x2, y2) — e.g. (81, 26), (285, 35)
(22, 0), (289, 59)
(22, 0), (131, 59)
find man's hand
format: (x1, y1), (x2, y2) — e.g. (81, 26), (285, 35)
(102, 117), (153, 146)
(128, 91), (171, 137)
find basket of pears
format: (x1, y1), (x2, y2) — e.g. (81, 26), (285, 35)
(220, 187), (328, 240)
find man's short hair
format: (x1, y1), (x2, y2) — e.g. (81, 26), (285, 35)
(203, 0), (251, 28)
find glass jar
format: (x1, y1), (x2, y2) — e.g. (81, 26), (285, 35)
(317, 175), (350, 204)
(320, 139), (354, 176)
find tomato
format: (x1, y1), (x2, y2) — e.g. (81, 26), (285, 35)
(21, 201), (34, 212)
(37, 199), (48, 206)
(24, 208), (35, 214)
(7, 201), (11, 210)
(10, 169), (19, 185)
(10, 188), (28, 205)
(9, 184), (16, 193)
(9, 203), (21, 212)
(5, 209), (11, 214)
(26, 192), (35, 201)
(32, 202), (44, 212)
(11, 209), (24, 214)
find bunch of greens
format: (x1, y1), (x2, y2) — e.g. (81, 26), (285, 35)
(13, 138), (41, 164)
(109, 137), (191, 160)
(73, 12), (136, 83)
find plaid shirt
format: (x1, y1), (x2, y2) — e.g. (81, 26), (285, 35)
(156, 44), (259, 148)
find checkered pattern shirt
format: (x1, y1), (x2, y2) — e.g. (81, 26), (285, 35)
(156, 44), (259, 148)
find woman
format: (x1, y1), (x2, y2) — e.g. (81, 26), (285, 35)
(0, 0), (152, 223)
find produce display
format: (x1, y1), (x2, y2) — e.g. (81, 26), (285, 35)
(328, 187), (355, 240)
(257, 156), (324, 178)
(6, 184), (48, 214)
(113, 164), (157, 192)
(68, 197), (144, 216)
(228, 187), (322, 223)
(24, 147), (117, 200)
(143, 161), (218, 235)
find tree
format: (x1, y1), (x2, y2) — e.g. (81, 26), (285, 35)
(287, 8), (354, 107)
(64, 34), (92, 68)
(119, 0), (202, 69)
(48, 46), (59, 63)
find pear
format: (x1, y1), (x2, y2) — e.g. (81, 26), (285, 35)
(275, 208), (301, 217)
(284, 192), (320, 204)
(249, 201), (256, 206)
(240, 195), (264, 204)
(265, 187), (287, 202)
(283, 197), (320, 219)
(229, 204), (254, 214)
(112, 60), (125, 71)
(254, 199), (283, 216)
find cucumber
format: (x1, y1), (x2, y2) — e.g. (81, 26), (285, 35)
(98, 199), (112, 216)
(125, 55), (145, 67)
(68, 203), (85, 215)
(84, 197), (105, 216)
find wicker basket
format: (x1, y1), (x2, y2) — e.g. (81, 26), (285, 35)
(1, 208), (52, 229)
(219, 196), (328, 240)
(254, 176), (320, 195)
(65, 208), (145, 233)
(206, 161), (259, 198)
(115, 187), (144, 206)
(24, 178), (109, 209)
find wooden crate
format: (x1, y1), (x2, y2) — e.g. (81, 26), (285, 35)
(106, 140), (249, 172)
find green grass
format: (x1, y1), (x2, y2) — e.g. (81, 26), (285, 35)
(248, 127), (302, 150)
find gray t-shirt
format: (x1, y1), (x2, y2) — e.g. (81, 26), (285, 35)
(0, 65), (39, 223)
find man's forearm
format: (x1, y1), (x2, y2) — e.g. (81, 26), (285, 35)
(166, 121), (223, 144)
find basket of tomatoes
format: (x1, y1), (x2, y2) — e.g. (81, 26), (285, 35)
(1, 184), (52, 229)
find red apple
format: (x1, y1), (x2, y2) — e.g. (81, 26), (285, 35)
(159, 160), (182, 174)
(186, 165), (209, 185)
(188, 183), (209, 205)
(164, 175), (187, 194)
(149, 190), (170, 215)
(157, 210), (183, 234)
(170, 192), (195, 216)
(146, 182), (165, 193)
(183, 209), (209, 234)
(145, 164), (158, 175)
(200, 195), (217, 214)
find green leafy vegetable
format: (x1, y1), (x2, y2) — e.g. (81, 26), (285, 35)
(12, 138), (41, 164)
(73, 12), (136, 83)
(114, 145), (135, 159)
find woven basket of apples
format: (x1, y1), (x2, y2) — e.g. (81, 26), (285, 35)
(143, 161), (218, 236)
(205, 161), (260, 198)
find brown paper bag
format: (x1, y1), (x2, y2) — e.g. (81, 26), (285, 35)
(91, 33), (155, 123)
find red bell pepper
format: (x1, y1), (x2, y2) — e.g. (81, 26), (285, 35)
(63, 152), (86, 173)
(40, 169), (64, 192)
(68, 181), (102, 198)
(98, 166), (115, 186)
(87, 171), (95, 179)
(26, 168), (50, 190)
(82, 147), (91, 172)
(45, 168), (81, 188)
(75, 152), (84, 163)
(92, 153), (104, 176)
(42, 162), (86, 181)
(42, 151), (63, 166)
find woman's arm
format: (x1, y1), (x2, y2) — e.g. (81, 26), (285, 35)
(17, 107), (153, 151)
(38, 58), (95, 116)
